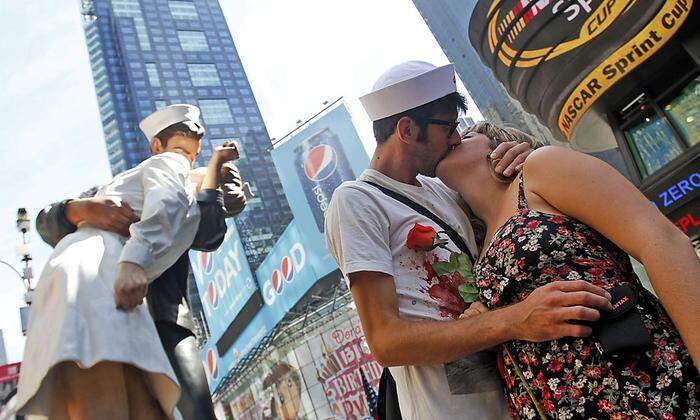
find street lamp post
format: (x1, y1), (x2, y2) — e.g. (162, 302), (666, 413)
(0, 208), (35, 335)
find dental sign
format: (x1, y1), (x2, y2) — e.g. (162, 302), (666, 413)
(189, 219), (257, 340)
(469, 0), (694, 139)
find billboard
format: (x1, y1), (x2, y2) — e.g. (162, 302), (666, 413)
(189, 219), (258, 341)
(0, 362), (20, 404)
(199, 102), (371, 393)
(200, 220), (333, 392)
(271, 101), (370, 279)
(468, 0), (694, 139)
(226, 314), (382, 419)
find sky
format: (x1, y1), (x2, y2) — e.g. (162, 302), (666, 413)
(0, 0), (482, 363)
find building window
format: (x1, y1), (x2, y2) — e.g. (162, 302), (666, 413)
(169, 1), (198, 20)
(154, 100), (167, 110)
(199, 99), (234, 125)
(618, 72), (699, 180)
(112, 0), (150, 50)
(177, 30), (208, 52)
(624, 111), (684, 177)
(187, 63), (220, 86)
(664, 76), (700, 147)
(145, 63), (160, 87)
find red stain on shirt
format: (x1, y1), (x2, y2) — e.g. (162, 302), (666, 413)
(420, 256), (467, 319)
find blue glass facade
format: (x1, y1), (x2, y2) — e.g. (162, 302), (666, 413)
(80, 0), (292, 268)
(411, 0), (557, 144)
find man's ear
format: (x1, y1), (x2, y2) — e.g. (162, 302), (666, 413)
(150, 137), (164, 154)
(396, 116), (418, 145)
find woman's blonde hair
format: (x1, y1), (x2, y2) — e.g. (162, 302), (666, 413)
(466, 121), (541, 150)
(463, 121), (542, 184)
(459, 121), (542, 249)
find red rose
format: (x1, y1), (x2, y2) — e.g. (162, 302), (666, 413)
(597, 400), (613, 413)
(567, 386), (582, 400)
(547, 358), (563, 373)
(406, 223), (437, 251)
(662, 350), (677, 364)
(526, 220), (541, 229)
(636, 371), (651, 386)
(541, 399), (556, 413)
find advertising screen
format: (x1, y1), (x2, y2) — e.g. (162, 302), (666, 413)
(200, 102), (371, 393)
(200, 220), (331, 392)
(189, 219), (258, 341)
(271, 101), (370, 279)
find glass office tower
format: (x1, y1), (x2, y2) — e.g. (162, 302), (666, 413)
(79, 0), (292, 268)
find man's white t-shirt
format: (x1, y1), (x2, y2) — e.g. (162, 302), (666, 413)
(325, 169), (508, 419)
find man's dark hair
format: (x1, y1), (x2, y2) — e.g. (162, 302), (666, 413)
(154, 122), (204, 146)
(373, 92), (467, 144)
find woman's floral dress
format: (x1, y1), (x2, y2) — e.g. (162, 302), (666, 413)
(474, 175), (699, 419)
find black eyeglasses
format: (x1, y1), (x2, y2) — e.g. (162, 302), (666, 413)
(411, 116), (460, 138)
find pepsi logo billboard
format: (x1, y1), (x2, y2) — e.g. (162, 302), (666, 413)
(192, 244), (248, 313)
(303, 144), (338, 182)
(188, 220), (257, 341)
(199, 251), (215, 275)
(261, 242), (306, 305)
(271, 101), (369, 282)
(204, 348), (219, 382)
(206, 280), (219, 309)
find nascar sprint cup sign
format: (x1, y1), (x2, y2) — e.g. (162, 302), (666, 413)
(468, 0), (693, 139)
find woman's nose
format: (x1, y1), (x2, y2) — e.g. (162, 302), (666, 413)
(449, 131), (462, 146)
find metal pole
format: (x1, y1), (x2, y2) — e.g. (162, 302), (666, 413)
(14, 208), (34, 335)
(0, 260), (24, 284)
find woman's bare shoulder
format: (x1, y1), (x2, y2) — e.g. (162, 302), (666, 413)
(522, 145), (605, 183)
(524, 145), (580, 167)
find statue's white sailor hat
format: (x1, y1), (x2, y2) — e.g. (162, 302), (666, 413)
(359, 61), (457, 121)
(139, 104), (205, 141)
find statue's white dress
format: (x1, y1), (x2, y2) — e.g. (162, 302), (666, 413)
(17, 152), (201, 419)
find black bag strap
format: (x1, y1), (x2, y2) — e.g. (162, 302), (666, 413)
(363, 180), (474, 264)
(378, 367), (403, 420)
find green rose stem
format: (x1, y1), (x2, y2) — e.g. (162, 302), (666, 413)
(503, 344), (547, 420)
(430, 239), (479, 303)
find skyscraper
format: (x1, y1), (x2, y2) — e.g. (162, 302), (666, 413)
(79, 0), (292, 267)
(411, 0), (560, 145)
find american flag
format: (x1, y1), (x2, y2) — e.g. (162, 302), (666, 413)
(360, 367), (379, 419)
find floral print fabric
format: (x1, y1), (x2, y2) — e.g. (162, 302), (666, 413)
(474, 175), (699, 419)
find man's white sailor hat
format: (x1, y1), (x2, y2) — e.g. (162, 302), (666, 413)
(359, 61), (457, 121)
(139, 104), (205, 141)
